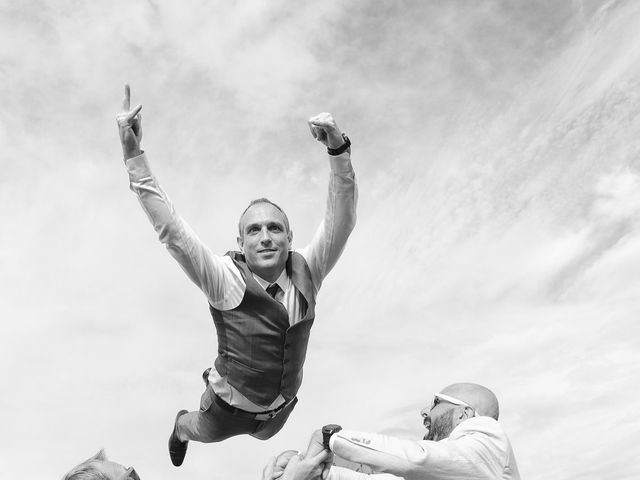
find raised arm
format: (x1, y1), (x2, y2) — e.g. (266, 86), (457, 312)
(299, 113), (358, 291)
(115, 85), (240, 307)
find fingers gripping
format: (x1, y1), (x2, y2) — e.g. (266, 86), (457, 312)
(308, 121), (319, 139)
(308, 112), (339, 146)
(308, 112), (335, 128)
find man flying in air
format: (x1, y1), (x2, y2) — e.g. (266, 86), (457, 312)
(116, 85), (357, 466)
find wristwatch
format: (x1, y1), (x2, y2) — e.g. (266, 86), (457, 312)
(327, 134), (351, 156)
(322, 424), (343, 449)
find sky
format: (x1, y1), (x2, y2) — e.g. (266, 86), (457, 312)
(1, 0), (640, 478)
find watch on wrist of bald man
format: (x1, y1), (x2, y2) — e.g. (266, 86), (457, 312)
(322, 424), (342, 450)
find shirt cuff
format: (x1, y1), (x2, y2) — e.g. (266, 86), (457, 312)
(124, 152), (153, 180)
(328, 151), (353, 175)
(329, 431), (339, 452)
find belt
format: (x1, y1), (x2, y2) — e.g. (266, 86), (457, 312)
(212, 393), (291, 421)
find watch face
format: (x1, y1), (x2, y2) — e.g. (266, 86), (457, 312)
(322, 424), (342, 435)
(322, 424), (343, 447)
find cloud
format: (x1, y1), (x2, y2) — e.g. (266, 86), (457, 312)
(2, 1), (640, 479)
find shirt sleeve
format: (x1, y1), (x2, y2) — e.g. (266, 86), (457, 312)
(124, 153), (244, 308)
(329, 430), (430, 479)
(328, 466), (401, 480)
(298, 151), (357, 293)
(329, 424), (508, 480)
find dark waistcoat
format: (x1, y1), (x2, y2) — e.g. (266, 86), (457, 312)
(209, 251), (316, 406)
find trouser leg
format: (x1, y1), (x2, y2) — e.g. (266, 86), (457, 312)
(251, 397), (298, 440)
(176, 386), (258, 443)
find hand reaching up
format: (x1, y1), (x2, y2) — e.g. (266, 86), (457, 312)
(116, 84), (143, 159)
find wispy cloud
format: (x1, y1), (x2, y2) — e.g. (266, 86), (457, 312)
(2, 1), (640, 479)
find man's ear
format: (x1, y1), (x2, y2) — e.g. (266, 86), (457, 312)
(237, 236), (244, 252)
(288, 230), (293, 247)
(462, 407), (475, 420)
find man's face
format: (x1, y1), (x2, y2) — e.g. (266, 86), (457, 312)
(238, 203), (292, 282)
(421, 398), (457, 441)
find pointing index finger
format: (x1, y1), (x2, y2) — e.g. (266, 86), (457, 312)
(123, 84), (131, 111)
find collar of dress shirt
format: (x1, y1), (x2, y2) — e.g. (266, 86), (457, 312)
(253, 268), (290, 293)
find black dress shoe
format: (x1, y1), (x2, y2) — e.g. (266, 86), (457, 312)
(168, 410), (189, 467)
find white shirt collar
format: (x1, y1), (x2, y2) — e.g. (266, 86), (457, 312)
(253, 268), (289, 292)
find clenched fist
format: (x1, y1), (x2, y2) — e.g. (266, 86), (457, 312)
(308, 112), (346, 150)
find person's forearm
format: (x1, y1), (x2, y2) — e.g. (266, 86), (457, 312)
(330, 430), (489, 480)
(124, 153), (228, 303)
(325, 152), (358, 267)
(301, 151), (358, 288)
(328, 466), (400, 480)
(329, 431), (429, 479)
(126, 153), (186, 246)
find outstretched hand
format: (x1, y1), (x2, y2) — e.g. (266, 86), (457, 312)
(308, 112), (345, 150)
(280, 449), (331, 480)
(264, 429), (334, 480)
(304, 430), (334, 480)
(262, 450), (300, 480)
(116, 84), (143, 159)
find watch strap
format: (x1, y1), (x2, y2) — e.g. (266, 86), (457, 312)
(327, 134), (351, 156)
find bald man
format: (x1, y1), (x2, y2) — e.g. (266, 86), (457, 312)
(303, 383), (520, 480)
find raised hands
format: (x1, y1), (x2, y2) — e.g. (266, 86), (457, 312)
(262, 430), (333, 480)
(279, 449), (331, 480)
(304, 429), (334, 480)
(262, 450), (301, 480)
(116, 84), (143, 159)
(308, 112), (346, 150)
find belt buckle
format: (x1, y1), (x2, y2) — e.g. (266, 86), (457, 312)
(255, 406), (281, 421)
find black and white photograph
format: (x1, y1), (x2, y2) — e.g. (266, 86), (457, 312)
(1, 1), (639, 479)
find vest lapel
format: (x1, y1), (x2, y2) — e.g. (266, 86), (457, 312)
(286, 252), (315, 322)
(229, 251), (315, 322)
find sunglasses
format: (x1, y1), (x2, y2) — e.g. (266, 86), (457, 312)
(425, 393), (479, 417)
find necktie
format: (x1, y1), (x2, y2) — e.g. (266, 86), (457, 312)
(266, 283), (281, 300)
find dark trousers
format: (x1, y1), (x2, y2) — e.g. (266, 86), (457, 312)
(176, 384), (298, 443)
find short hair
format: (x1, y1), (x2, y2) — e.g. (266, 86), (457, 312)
(62, 449), (109, 480)
(238, 198), (290, 236)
